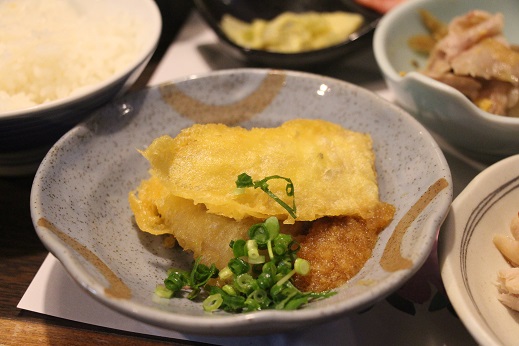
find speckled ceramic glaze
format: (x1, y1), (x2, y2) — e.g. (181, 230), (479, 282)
(373, 0), (519, 162)
(0, 0), (162, 176)
(439, 154), (519, 346)
(31, 69), (452, 335)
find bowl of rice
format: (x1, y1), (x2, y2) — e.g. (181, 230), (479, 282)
(0, 0), (162, 176)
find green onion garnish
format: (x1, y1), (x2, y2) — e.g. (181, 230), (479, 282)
(236, 173), (297, 219)
(154, 216), (336, 312)
(203, 293), (223, 312)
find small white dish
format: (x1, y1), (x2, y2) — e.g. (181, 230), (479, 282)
(31, 68), (452, 335)
(439, 154), (519, 346)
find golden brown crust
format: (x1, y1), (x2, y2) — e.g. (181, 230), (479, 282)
(293, 203), (395, 292)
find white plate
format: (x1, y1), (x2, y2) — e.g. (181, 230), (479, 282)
(439, 154), (519, 346)
(31, 68), (452, 335)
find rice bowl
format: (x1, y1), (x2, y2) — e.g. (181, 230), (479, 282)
(0, 0), (162, 175)
(1, 0), (143, 111)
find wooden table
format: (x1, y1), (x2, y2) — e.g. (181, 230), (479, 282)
(0, 1), (205, 344)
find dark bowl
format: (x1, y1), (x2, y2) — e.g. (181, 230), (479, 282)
(193, 0), (381, 68)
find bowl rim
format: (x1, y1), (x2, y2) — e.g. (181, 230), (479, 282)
(372, 0), (519, 125)
(30, 68), (453, 335)
(0, 0), (162, 120)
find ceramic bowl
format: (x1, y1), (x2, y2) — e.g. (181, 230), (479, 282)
(31, 68), (452, 335)
(373, 0), (519, 163)
(439, 154), (519, 346)
(193, 0), (381, 68)
(0, 0), (162, 176)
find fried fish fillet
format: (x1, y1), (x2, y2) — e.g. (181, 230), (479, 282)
(139, 119), (380, 224)
(129, 176), (304, 269)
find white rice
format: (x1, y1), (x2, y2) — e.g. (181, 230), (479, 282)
(0, 0), (144, 112)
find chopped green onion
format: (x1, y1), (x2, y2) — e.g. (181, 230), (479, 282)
(272, 233), (292, 256)
(248, 255), (266, 265)
(248, 223), (269, 246)
(208, 286), (247, 312)
(218, 266), (233, 281)
(164, 270), (187, 293)
(262, 261), (277, 276)
(230, 239), (247, 257)
(236, 173), (297, 219)
(274, 288), (299, 310)
(234, 273), (255, 295)
(246, 239), (260, 259)
(228, 258), (250, 275)
(294, 258), (310, 276)
(276, 258), (293, 275)
(275, 258), (310, 287)
(264, 216), (280, 238)
(235, 173), (254, 187)
(269, 282), (284, 298)
(284, 295), (309, 310)
(245, 289), (271, 311)
(154, 284), (174, 299)
(189, 257), (219, 291)
(275, 270), (295, 287)
(222, 284), (237, 296)
(245, 239), (266, 264)
(264, 216), (280, 258)
(256, 272), (274, 290)
(203, 293), (223, 312)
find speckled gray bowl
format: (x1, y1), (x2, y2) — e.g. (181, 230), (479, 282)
(30, 69), (452, 335)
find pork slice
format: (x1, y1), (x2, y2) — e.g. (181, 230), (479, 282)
(475, 80), (519, 115)
(427, 72), (482, 100)
(498, 267), (519, 295)
(451, 38), (519, 86)
(423, 48), (451, 77)
(435, 10), (504, 61)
